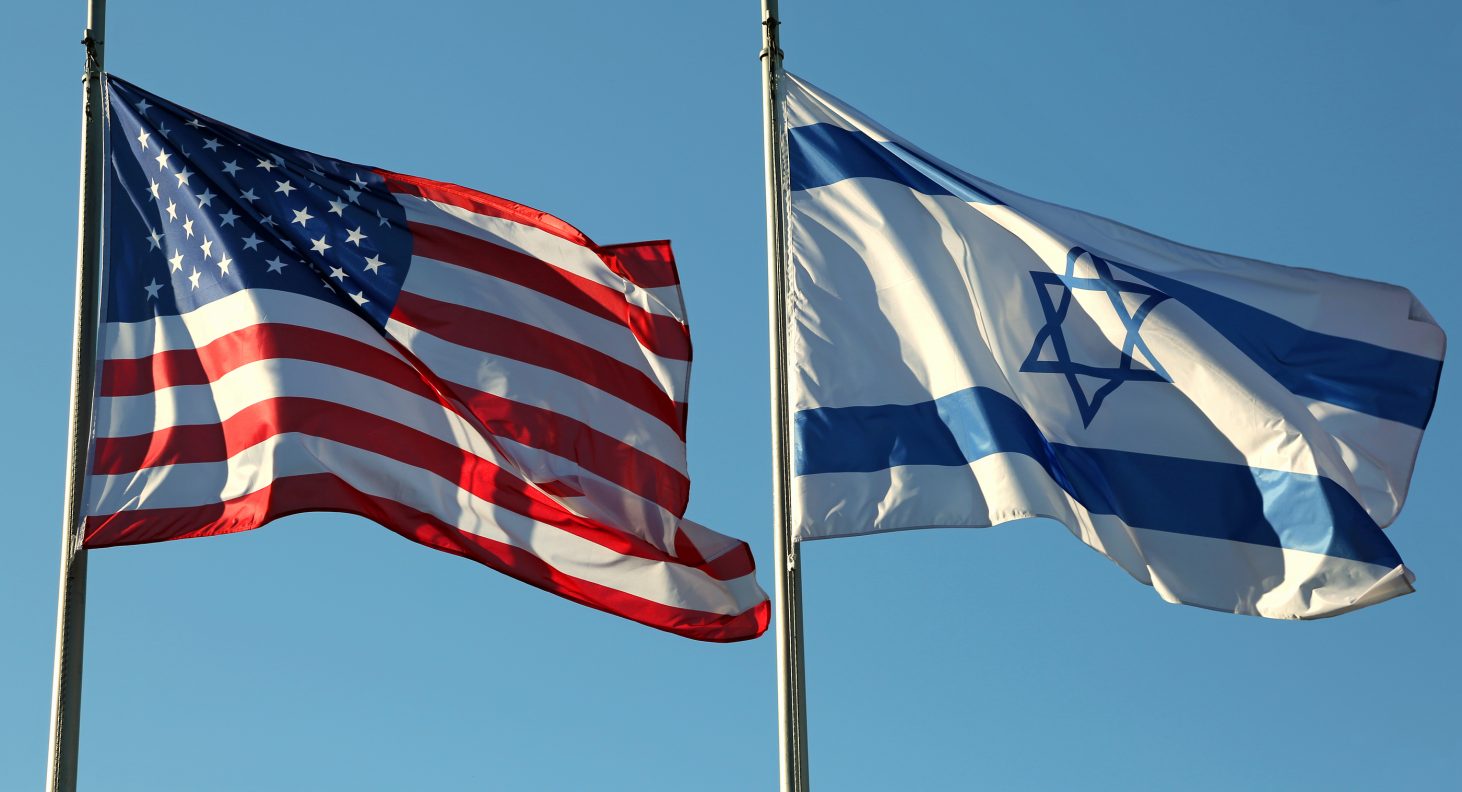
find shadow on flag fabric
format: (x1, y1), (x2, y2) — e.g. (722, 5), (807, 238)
(783, 73), (1445, 619)
(88, 76), (768, 641)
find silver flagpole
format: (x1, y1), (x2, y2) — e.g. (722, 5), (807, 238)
(760, 1), (811, 790)
(47, 0), (106, 789)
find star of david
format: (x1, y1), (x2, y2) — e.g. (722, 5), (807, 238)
(1020, 246), (1172, 427)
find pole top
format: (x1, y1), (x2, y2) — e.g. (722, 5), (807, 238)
(760, 10), (783, 63)
(81, 28), (103, 78)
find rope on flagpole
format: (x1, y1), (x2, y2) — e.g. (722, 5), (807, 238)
(47, 0), (106, 788)
(760, 1), (812, 790)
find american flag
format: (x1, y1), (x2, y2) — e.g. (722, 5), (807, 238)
(87, 75), (769, 642)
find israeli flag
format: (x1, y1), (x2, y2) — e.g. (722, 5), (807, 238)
(784, 74), (1445, 618)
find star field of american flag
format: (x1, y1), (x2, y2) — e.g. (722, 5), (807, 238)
(107, 76), (412, 327)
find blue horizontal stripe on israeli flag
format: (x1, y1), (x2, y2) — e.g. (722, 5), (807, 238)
(788, 123), (948, 194)
(788, 123), (1002, 206)
(1111, 262), (1443, 429)
(787, 121), (1441, 429)
(793, 387), (1403, 568)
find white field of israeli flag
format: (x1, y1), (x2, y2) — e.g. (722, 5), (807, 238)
(783, 73), (1446, 619)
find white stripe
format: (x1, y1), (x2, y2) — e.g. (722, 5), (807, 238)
(789, 181), (1016, 412)
(387, 318), (687, 467)
(103, 288), (379, 360)
(492, 435), (680, 553)
(1305, 400), (1423, 529)
(1126, 523), (1412, 619)
(401, 256), (688, 400)
(89, 433), (762, 616)
(793, 454), (1410, 619)
(96, 356), (464, 440)
(396, 194), (686, 323)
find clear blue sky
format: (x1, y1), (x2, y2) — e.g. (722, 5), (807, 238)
(3, 1), (1458, 789)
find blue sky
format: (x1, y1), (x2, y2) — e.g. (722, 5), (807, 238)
(2, 1), (1458, 789)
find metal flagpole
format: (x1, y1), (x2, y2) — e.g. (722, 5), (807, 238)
(48, 0), (106, 788)
(760, 1), (811, 790)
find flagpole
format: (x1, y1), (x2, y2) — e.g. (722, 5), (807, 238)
(48, 0), (106, 789)
(760, 1), (811, 790)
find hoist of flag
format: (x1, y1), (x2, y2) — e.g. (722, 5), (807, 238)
(88, 75), (768, 642)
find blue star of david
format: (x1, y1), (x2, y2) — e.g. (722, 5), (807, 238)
(1020, 246), (1172, 427)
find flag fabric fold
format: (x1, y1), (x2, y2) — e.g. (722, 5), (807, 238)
(88, 75), (768, 641)
(783, 73), (1444, 619)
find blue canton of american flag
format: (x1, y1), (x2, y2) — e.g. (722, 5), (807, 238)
(107, 76), (411, 327)
(88, 76), (769, 642)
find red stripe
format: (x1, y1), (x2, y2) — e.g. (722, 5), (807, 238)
(408, 221), (690, 361)
(101, 324), (429, 398)
(83, 473), (769, 642)
(91, 397), (744, 580)
(392, 291), (688, 434)
(598, 240), (681, 289)
(100, 323), (688, 508)
(379, 169), (593, 248)
(377, 169), (682, 290)
(533, 479), (583, 498)
(445, 383), (689, 515)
